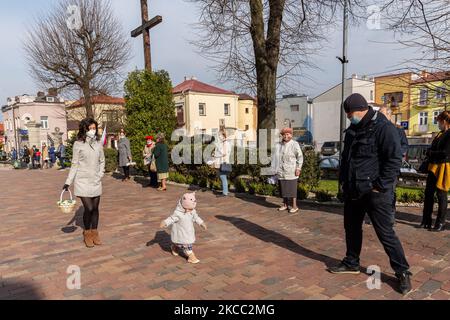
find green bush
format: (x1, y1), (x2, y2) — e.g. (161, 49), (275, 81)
(211, 179), (223, 190)
(297, 184), (310, 200)
(248, 182), (258, 195)
(234, 178), (248, 193)
(300, 150), (320, 190)
(169, 171), (188, 184)
(397, 189), (425, 203)
(315, 189), (333, 202)
(104, 148), (118, 173)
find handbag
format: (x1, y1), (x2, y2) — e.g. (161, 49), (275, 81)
(220, 163), (232, 173)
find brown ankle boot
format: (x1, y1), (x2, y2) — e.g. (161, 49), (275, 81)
(187, 251), (200, 264)
(83, 230), (95, 248)
(91, 230), (102, 245)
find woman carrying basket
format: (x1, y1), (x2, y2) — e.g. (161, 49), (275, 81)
(63, 118), (105, 248)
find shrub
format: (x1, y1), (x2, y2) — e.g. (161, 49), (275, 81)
(297, 184), (310, 200)
(248, 182), (258, 195)
(315, 189), (333, 202)
(104, 148), (118, 173)
(234, 178), (248, 193)
(211, 179), (223, 190)
(300, 150), (320, 190)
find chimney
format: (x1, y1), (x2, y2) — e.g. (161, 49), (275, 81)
(48, 88), (57, 97)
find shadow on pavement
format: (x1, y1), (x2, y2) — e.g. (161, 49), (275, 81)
(146, 230), (172, 253)
(216, 214), (400, 293)
(61, 206), (84, 233)
(0, 280), (43, 300)
(234, 194), (280, 209)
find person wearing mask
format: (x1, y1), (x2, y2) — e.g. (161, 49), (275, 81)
(328, 93), (412, 295)
(63, 118), (105, 248)
(420, 111), (450, 232)
(274, 127), (303, 214)
(153, 133), (169, 191)
(117, 128), (132, 181)
(57, 142), (66, 170)
(143, 135), (157, 187)
(213, 129), (232, 197)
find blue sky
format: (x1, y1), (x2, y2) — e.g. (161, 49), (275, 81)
(0, 0), (418, 121)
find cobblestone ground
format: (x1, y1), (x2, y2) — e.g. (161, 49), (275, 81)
(0, 168), (449, 300)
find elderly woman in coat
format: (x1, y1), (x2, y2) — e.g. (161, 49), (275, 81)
(118, 128), (132, 181)
(64, 118), (105, 248)
(275, 127), (304, 213)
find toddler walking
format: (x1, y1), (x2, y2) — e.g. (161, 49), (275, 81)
(160, 192), (207, 263)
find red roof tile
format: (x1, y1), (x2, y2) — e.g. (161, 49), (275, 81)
(173, 79), (235, 95)
(238, 93), (256, 101)
(69, 95), (125, 108)
(411, 71), (450, 84)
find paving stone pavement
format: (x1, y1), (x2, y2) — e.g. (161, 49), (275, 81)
(1, 169), (449, 300)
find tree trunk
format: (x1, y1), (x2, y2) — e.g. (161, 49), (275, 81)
(83, 86), (94, 119)
(256, 67), (277, 148)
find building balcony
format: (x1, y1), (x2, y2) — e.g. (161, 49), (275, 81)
(412, 124), (439, 135)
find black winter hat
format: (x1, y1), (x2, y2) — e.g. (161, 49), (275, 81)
(343, 93), (368, 113)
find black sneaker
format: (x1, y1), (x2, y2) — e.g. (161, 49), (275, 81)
(396, 271), (412, 295)
(327, 262), (360, 274)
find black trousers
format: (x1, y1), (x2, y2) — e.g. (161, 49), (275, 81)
(122, 166), (130, 179)
(422, 172), (448, 225)
(343, 191), (410, 274)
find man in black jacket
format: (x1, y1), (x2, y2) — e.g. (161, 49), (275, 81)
(328, 93), (412, 295)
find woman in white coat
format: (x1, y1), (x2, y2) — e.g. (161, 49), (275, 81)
(64, 118), (105, 248)
(276, 127), (303, 213)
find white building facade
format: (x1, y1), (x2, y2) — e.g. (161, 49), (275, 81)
(311, 75), (375, 150)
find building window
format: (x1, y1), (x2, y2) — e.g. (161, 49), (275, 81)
(199, 103), (206, 116)
(384, 92), (403, 107)
(433, 110), (442, 125)
(224, 104), (230, 116)
(436, 87), (446, 100)
(103, 110), (119, 123)
(419, 112), (428, 125)
(245, 125), (249, 131)
(245, 108), (249, 114)
(290, 105), (299, 112)
(419, 89), (428, 106)
(370, 90), (374, 101)
(40, 116), (49, 129)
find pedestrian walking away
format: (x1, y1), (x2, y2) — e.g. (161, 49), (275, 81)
(213, 129), (232, 197)
(328, 93), (412, 295)
(63, 118), (105, 248)
(118, 128), (132, 181)
(160, 192), (207, 264)
(420, 110), (450, 232)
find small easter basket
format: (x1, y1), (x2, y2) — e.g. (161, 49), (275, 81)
(57, 190), (76, 214)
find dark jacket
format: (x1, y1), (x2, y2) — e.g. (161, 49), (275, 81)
(339, 107), (402, 199)
(153, 142), (169, 173)
(428, 130), (450, 164)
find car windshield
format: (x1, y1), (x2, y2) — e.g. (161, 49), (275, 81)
(323, 142), (336, 148)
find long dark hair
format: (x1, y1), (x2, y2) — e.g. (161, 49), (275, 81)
(77, 118), (99, 142)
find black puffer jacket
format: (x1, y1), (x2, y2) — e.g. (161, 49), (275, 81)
(339, 107), (402, 199)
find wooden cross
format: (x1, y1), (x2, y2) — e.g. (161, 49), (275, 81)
(131, 0), (162, 71)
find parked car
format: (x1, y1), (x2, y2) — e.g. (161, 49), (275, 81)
(319, 156), (340, 179)
(321, 141), (341, 156)
(405, 144), (430, 171)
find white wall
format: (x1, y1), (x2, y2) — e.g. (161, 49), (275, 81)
(312, 78), (374, 150)
(275, 95), (310, 130)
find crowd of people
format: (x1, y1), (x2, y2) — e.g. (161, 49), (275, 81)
(8, 142), (66, 170)
(59, 93), (450, 296)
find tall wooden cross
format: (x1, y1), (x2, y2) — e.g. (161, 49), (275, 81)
(131, 0), (162, 71)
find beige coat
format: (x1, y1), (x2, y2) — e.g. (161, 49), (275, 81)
(275, 139), (304, 180)
(213, 138), (232, 169)
(65, 138), (105, 197)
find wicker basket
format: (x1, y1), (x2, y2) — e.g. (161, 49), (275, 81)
(57, 190), (76, 214)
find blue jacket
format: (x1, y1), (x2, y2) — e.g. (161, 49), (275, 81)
(339, 107), (402, 199)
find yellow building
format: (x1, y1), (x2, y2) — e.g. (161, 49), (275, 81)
(172, 78), (257, 145)
(409, 71), (450, 140)
(374, 72), (413, 134)
(237, 94), (257, 146)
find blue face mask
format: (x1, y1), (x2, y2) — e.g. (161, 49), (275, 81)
(350, 116), (362, 125)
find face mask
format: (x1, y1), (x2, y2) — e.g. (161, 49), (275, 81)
(120, 133), (125, 138)
(147, 140), (152, 145)
(350, 116), (362, 125)
(87, 129), (96, 138)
